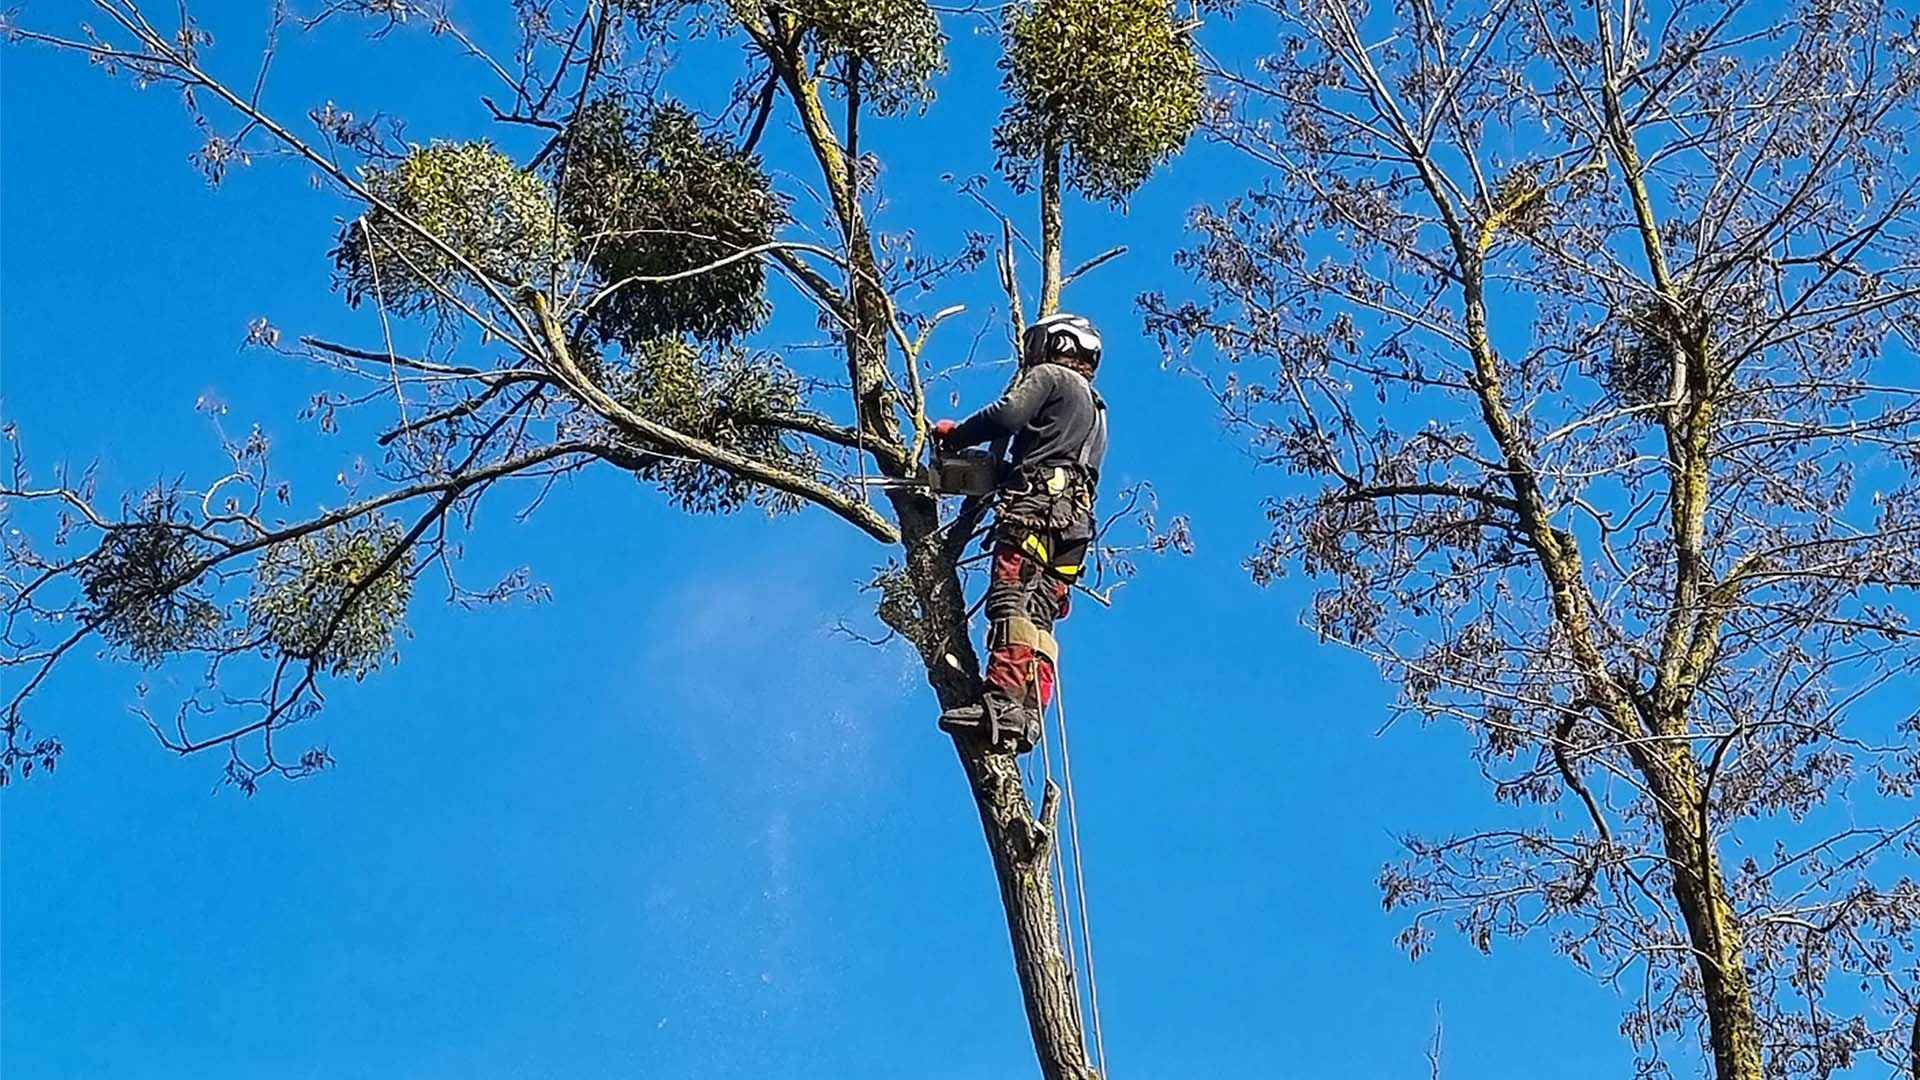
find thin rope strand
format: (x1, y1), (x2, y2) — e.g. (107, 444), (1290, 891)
(358, 219), (418, 462)
(1056, 670), (1108, 1078)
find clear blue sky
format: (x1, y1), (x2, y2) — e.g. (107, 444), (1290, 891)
(3, 6), (1688, 1078)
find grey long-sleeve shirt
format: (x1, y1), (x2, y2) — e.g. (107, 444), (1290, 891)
(945, 362), (1107, 480)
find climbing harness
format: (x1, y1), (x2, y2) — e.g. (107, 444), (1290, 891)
(994, 373), (1106, 539)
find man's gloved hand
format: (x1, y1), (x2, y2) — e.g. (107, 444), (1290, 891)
(932, 419), (958, 443)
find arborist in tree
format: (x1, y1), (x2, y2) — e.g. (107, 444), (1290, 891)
(932, 313), (1108, 754)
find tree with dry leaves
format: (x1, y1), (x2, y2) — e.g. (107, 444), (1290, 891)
(1151, 0), (1920, 1076)
(1, 2), (1206, 1076)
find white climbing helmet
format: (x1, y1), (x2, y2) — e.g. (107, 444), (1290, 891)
(1021, 312), (1102, 373)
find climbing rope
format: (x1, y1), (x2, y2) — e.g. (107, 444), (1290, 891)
(1052, 670), (1109, 1078)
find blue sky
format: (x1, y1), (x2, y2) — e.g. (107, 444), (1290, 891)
(0, 5), (1720, 1078)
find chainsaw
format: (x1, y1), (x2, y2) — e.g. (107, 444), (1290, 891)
(855, 445), (1003, 496)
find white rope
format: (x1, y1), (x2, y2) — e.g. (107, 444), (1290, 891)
(1054, 670), (1109, 1078)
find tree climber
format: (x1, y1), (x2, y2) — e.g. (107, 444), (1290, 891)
(932, 313), (1109, 753)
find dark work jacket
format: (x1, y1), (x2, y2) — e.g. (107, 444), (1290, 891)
(946, 362), (1108, 483)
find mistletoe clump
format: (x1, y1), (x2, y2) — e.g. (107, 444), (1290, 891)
(996, 0), (1204, 203)
(611, 337), (814, 514)
(782, 0), (947, 112)
(80, 491), (221, 666)
(559, 97), (783, 347)
(1606, 297), (1696, 408)
(334, 140), (572, 317)
(248, 517), (412, 679)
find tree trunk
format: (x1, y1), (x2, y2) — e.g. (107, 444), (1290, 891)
(1038, 134), (1064, 319)
(1653, 767), (1765, 1080)
(890, 490), (1100, 1079)
(958, 747), (1098, 1079)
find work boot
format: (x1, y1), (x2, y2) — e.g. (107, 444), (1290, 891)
(937, 702), (986, 738)
(938, 695), (1038, 754)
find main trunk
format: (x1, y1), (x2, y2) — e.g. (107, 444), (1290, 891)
(891, 492), (1100, 1079)
(958, 748), (1099, 1079)
(1653, 773), (1765, 1080)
